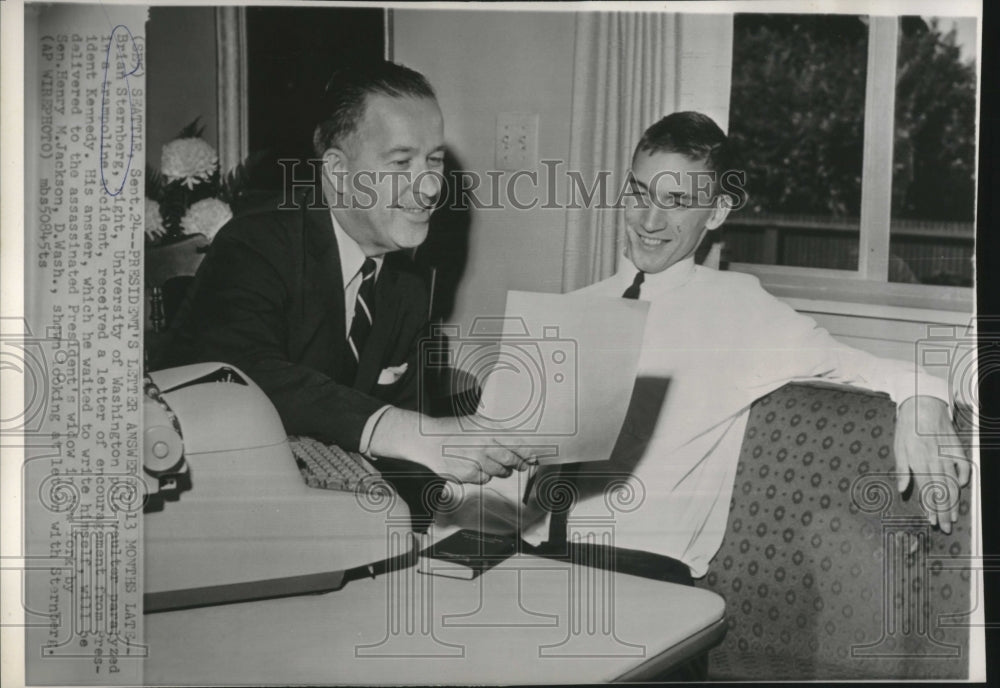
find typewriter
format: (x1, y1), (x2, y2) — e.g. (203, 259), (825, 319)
(143, 363), (412, 612)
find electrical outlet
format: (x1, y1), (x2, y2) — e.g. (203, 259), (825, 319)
(495, 112), (539, 171)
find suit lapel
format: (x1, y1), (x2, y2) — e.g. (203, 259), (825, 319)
(301, 203), (348, 379)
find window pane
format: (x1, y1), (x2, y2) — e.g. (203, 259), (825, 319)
(726, 14), (868, 271)
(889, 16), (976, 286)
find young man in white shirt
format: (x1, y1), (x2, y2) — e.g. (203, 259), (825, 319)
(516, 111), (970, 580)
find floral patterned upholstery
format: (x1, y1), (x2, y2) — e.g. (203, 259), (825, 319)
(696, 382), (973, 680)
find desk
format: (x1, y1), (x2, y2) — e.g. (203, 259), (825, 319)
(144, 554), (726, 684)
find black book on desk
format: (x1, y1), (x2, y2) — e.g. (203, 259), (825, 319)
(418, 529), (518, 580)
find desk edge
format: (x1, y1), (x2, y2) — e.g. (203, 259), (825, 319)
(612, 616), (728, 682)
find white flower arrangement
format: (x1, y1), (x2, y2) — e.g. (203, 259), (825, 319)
(161, 137), (219, 190)
(145, 198), (165, 242)
(181, 198), (233, 241)
(146, 117), (261, 247)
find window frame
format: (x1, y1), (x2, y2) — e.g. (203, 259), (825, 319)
(726, 15), (975, 314)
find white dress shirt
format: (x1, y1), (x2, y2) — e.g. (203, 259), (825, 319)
(330, 213), (388, 454)
(331, 214), (384, 334)
(514, 257), (950, 577)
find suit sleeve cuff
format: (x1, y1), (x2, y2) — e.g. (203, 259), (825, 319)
(359, 405), (393, 456)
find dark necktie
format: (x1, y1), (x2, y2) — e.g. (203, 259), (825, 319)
(343, 258), (377, 385)
(545, 271), (645, 550)
(622, 270), (645, 300)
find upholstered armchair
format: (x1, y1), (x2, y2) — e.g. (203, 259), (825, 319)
(697, 382), (973, 680)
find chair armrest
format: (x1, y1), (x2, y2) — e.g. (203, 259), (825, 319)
(696, 382), (973, 680)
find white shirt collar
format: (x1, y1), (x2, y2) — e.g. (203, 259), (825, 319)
(616, 256), (698, 297)
(330, 211), (384, 288)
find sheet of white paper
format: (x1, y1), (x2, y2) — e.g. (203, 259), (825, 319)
(476, 290), (649, 466)
(432, 290), (648, 536)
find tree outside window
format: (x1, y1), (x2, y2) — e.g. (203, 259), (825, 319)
(890, 17), (976, 286)
(725, 14), (976, 288)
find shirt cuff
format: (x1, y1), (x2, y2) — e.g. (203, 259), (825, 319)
(359, 405), (392, 456)
(897, 373), (951, 411)
(912, 373), (951, 405)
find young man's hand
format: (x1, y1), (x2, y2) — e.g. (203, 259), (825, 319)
(894, 395), (971, 534)
(369, 408), (537, 484)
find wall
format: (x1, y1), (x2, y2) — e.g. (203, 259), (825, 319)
(393, 9), (576, 332)
(781, 297), (971, 382)
(146, 7), (218, 164)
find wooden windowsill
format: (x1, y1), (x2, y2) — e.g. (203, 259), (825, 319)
(728, 262), (974, 318)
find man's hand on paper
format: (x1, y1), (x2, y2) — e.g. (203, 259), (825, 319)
(894, 395), (971, 534)
(369, 408), (537, 484)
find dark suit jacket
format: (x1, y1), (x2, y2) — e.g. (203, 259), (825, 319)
(164, 194), (431, 453)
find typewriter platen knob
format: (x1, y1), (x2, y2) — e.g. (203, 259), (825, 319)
(144, 396), (184, 476)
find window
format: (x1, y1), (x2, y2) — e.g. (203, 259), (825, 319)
(725, 14), (976, 310)
(727, 14), (867, 272)
(890, 17), (976, 287)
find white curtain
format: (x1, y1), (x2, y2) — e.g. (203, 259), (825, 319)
(216, 7), (249, 174)
(561, 12), (734, 292)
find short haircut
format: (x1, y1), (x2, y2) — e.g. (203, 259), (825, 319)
(634, 111), (743, 203)
(312, 60), (437, 158)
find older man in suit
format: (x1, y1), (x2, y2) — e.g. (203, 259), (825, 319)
(168, 61), (533, 495)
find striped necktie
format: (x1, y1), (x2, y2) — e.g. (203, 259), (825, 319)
(545, 271), (647, 550)
(343, 258), (377, 385)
